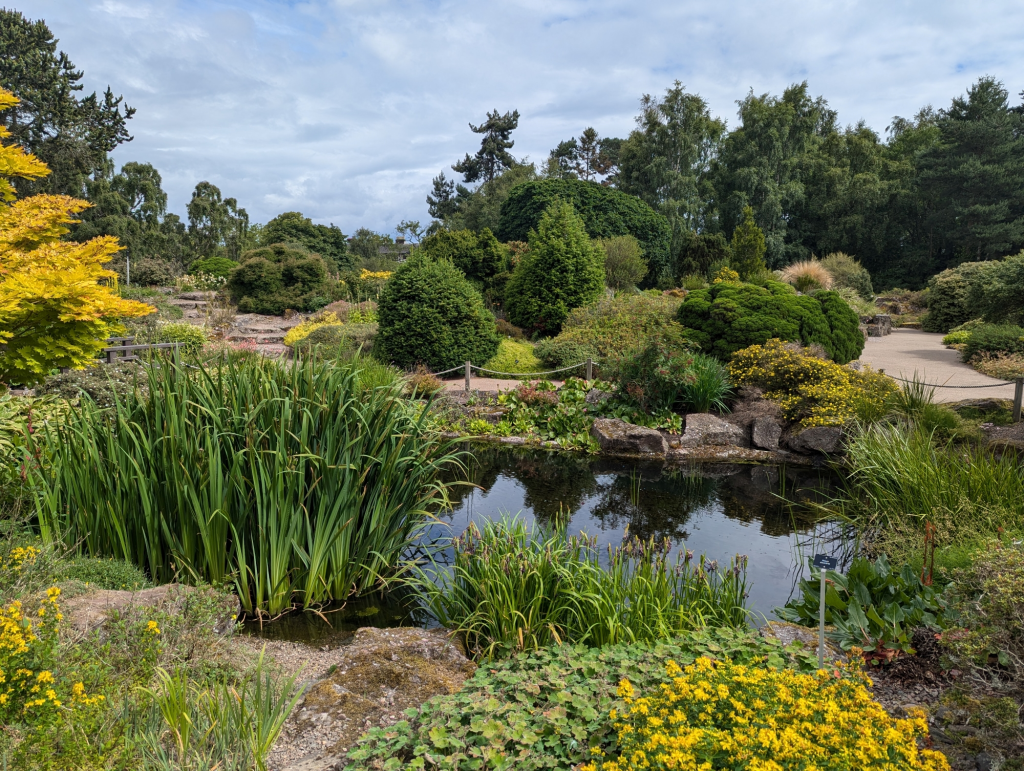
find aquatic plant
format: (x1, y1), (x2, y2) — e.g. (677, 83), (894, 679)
(413, 515), (749, 659)
(29, 354), (458, 615)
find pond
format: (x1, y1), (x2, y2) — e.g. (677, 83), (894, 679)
(246, 446), (850, 645)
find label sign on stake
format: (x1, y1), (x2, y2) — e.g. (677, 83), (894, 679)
(811, 554), (839, 669)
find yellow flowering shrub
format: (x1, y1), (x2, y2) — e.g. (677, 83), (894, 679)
(283, 311), (341, 347)
(728, 339), (896, 426)
(711, 266), (740, 284)
(0, 587), (101, 722)
(583, 657), (949, 771)
(1, 544), (40, 575)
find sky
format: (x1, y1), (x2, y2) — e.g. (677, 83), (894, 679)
(13, 0), (1024, 234)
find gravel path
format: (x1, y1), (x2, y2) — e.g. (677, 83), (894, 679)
(858, 329), (1017, 403)
(441, 376), (563, 393)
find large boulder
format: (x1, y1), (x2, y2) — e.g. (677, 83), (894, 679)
(786, 425), (844, 454)
(751, 416), (783, 451)
(678, 413), (748, 448)
(590, 418), (667, 455)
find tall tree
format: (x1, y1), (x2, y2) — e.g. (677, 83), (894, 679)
(262, 211), (350, 272)
(452, 109), (520, 184)
(714, 82), (835, 267)
(917, 77), (1024, 265)
(545, 138), (579, 180)
(618, 82), (725, 234)
(186, 181), (249, 264)
(0, 10), (134, 197)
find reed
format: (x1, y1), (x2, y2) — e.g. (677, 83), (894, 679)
(30, 354), (459, 615)
(414, 515), (749, 659)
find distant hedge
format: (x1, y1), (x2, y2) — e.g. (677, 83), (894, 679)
(497, 179), (671, 285)
(677, 280), (864, 364)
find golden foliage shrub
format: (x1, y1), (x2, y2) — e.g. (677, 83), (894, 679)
(728, 339), (896, 426)
(283, 311), (341, 347)
(583, 657), (949, 771)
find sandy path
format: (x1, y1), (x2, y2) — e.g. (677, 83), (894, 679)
(860, 329), (1018, 402)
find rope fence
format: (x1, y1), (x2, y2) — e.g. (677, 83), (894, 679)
(432, 358), (596, 381)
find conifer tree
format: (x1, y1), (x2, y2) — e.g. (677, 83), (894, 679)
(452, 109), (520, 184)
(730, 206), (768, 280)
(505, 200), (605, 335)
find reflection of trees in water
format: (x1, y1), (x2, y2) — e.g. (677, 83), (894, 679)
(716, 466), (841, 537)
(443, 446), (598, 523)
(588, 469), (716, 542)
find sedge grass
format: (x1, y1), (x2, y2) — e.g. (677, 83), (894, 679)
(414, 515), (750, 659)
(29, 354), (459, 616)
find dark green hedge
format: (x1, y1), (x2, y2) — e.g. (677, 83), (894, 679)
(496, 179), (671, 284)
(228, 243), (334, 315)
(677, 281), (864, 364)
(375, 254), (499, 371)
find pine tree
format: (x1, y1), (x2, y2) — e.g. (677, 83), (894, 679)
(452, 109), (520, 184)
(730, 206), (767, 280)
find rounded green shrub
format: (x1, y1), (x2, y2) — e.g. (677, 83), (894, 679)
(155, 322), (207, 356)
(534, 337), (600, 373)
(189, 256), (239, 278)
(677, 281), (864, 364)
(922, 261), (999, 332)
(504, 200), (606, 336)
(821, 252), (874, 299)
(962, 323), (1024, 361)
(375, 254), (499, 371)
(497, 179), (671, 284)
(228, 243), (333, 315)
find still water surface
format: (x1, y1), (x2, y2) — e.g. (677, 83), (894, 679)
(246, 447), (847, 644)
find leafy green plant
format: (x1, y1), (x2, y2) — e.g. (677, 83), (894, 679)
(65, 555), (150, 591)
(961, 323), (1024, 360)
(412, 515), (749, 660)
(496, 378), (602, 448)
(616, 341), (696, 413)
(376, 253), (499, 371)
(482, 339), (543, 376)
(821, 252), (874, 300)
(600, 234), (648, 290)
(154, 322), (207, 356)
(228, 243), (335, 314)
(30, 355), (459, 616)
(777, 554), (947, 659)
(347, 629), (820, 771)
(37, 362), (146, 409)
(942, 330), (972, 346)
(678, 280), (864, 363)
(680, 353), (732, 413)
(922, 260), (1000, 332)
(189, 256), (239, 279)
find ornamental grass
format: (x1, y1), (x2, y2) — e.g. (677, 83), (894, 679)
(780, 260), (834, 293)
(583, 657), (949, 771)
(29, 354), (459, 616)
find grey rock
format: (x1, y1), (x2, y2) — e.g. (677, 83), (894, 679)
(975, 752), (997, 771)
(787, 426), (844, 454)
(585, 388), (612, 405)
(751, 416), (783, 450)
(590, 418), (667, 455)
(678, 413), (748, 448)
(498, 436), (526, 445)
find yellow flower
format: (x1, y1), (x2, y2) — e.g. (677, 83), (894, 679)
(146, 620), (161, 635)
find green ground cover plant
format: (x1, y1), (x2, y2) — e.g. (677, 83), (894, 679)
(616, 342), (730, 414)
(413, 515), (749, 660)
(961, 323), (1024, 361)
(482, 338), (543, 376)
(677, 280), (864, 363)
(28, 354), (458, 616)
(347, 629), (820, 771)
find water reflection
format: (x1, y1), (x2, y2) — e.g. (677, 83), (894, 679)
(437, 446), (846, 617)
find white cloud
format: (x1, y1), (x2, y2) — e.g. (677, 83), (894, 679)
(16, 0), (1024, 233)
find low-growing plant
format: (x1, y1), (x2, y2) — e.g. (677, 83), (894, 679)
(282, 312), (340, 347)
(942, 330), (972, 346)
(777, 553), (947, 660)
(348, 629), (821, 771)
(154, 322), (207, 356)
(971, 351), (1024, 379)
(175, 271), (227, 292)
(481, 339), (543, 377)
(728, 339), (897, 426)
(404, 365), (445, 397)
(584, 657), (949, 771)
(413, 515), (750, 660)
(941, 538), (1024, 688)
(497, 378), (601, 447)
(65, 555), (150, 591)
(961, 323), (1024, 361)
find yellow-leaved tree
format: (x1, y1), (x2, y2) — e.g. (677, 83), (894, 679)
(0, 88), (152, 385)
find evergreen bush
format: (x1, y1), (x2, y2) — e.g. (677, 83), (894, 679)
(375, 254), (499, 371)
(962, 323), (1024, 361)
(678, 281), (864, 363)
(227, 243), (333, 315)
(966, 250), (1024, 325)
(821, 252), (874, 299)
(497, 179), (671, 283)
(188, 256), (238, 278)
(504, 201), (606, 336)
(154, 323), (207, 356)
(922, 260), (1000, 332)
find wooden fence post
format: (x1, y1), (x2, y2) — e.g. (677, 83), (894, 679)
(586, 357), (593, 382)
(1014, 377), (1023, 423)
(465, 361), (472, 393)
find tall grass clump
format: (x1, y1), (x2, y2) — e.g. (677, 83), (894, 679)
(29, 355), (458, 616)
(415, 515), (749, 659)
(837, 423), (1024, 549)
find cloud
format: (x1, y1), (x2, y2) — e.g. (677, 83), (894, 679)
(16, 0), (1024, 233)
